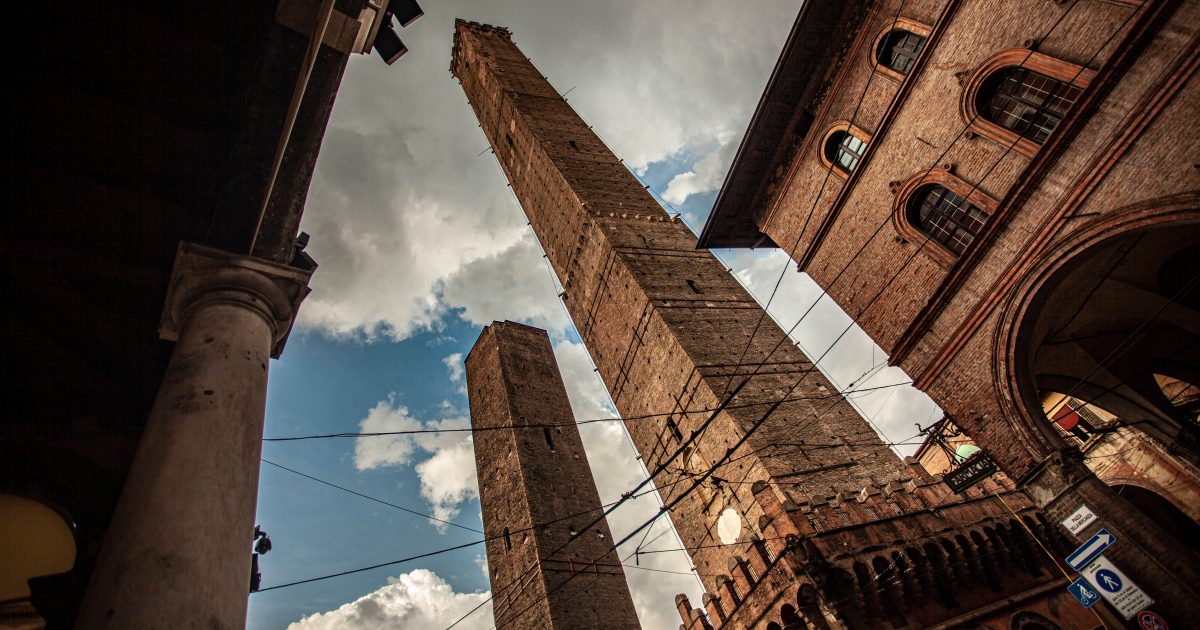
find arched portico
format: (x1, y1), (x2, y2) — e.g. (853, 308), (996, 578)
(996, 195), (1200, 466)
(993, 194), (1200, 621)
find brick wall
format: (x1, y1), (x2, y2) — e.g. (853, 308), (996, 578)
(452, 20), (908, 591)
(466, 321), (640, 628)
(754, 0), (1199, 479)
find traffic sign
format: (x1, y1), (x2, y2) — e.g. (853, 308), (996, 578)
(1066, 528), (1116, 572)
(1138, 610), (1168, 630)
(1067, 577), (1101, 609)
(1082, 556), (1154, 619)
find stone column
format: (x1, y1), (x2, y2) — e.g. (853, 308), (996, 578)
(76, 242), (313, 630)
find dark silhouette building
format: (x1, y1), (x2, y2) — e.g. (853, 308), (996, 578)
(2, 0), (422, 626)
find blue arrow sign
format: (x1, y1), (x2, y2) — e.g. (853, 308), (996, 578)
(1068, 577), (1101, 609)
(1066, 528), (1116, 572)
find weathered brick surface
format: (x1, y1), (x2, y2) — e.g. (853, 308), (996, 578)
(723, 0), (1200, 622)
(466, 321), (640, 629)
(452, 20), (907, 591)
(679, 472), (1099, 629)
(758, 0), (1199, 483)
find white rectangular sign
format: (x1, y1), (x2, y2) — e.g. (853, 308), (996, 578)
(1081, 556), (1153, 619)
(1062, 505), (1097, 535)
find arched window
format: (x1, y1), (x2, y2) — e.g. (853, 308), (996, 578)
(907, 184), (989, 256)
(877, 29), (927, 75)
(978, 68), (1083, 144)
(825, 131), (867, 173)
(892, 168), (998, 267)
(961, 49), (1095, 157)
(818, 122), (872, 178)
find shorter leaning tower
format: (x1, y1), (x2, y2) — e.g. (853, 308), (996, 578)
(466, 321), (641, 629)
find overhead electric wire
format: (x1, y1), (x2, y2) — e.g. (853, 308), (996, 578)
(273, 0), (1139, 621)
(261, 459), (482, 534)
(254, 410), (835, 594)
(261, 379), (914, 441)
(449, 2), (1142, 625)
(253, 539), (486, 593)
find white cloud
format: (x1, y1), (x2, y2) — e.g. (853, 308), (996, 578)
(293, 0), (798, 343)
(663, 137), (738, 206)
(444, 352), (467, 396)
(353, 398), (480, 530)
(550, 340), (703, 630)
(440, 235), (571, 337)
(443, 353), (464, 384)
(287, 569), (492, 630)
(414, 416), (479, 527)
(353, 395), (423, 470)
(474, 553), (488, 579)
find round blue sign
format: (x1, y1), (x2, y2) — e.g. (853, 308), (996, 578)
(1095, 568), (1123, 593)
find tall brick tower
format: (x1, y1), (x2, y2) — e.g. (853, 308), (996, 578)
(454, 20), (1123, 630)
(451, 20), (907, 587)
(466, 321), (641, 629)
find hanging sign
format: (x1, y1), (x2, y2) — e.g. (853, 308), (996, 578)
(943, 451), (998, 493)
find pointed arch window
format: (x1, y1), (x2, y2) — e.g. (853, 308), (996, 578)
(870, 19), (931, 82)
(818, 122), (872, 178)
(892, 168), (999, 267)
(961, 49), (1095, 158)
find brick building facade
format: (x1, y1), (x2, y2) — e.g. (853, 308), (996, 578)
(452, 18), (1125, 629)
(700, 0), (1200, 624)
(466, 321), (640, 628)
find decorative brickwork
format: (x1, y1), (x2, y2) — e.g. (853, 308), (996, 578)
(701, 0), (1200, 622)
(467, 321), (640, 629)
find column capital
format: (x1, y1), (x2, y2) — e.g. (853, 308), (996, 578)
(158, 242), (315, 358)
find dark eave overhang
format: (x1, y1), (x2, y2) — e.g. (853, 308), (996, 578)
(698, 0), (870, 249)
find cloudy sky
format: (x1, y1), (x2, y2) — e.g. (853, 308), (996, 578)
(247, 2), (940, 629)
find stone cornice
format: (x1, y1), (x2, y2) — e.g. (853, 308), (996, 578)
(158, 242), (315, 358)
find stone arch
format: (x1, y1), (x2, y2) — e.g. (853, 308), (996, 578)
(1009, 610), (1062, 630)
(1110, 483), (1200, 545)
(872, 555), (905, 625)
(1006, 518), (1044, 577)
(780, 604), (804, 629)
(993, 194), (1200, 469)
(797, 583), (830, 630)
(922, 541), (958, 608)
(966, 530), (998, 590)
